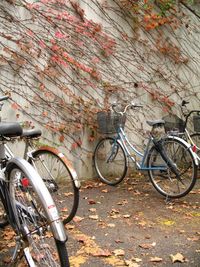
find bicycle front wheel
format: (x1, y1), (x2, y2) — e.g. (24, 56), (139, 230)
(147, 137), (197, 198)
(190, 132), (200, 158)
(94, 137), (128, 185)
(0, 199), (8, 228)
(7, 162), (69, 267)
(30, 147), (79, 224)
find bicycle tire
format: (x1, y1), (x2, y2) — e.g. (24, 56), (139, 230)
(190, 132), (200, 157)
(7, 161), (70, 267)
(93, 137), (128, 185)
(147, 136), (197, 198)
(30, 147), (79, 224)
(0, 200), (8, 228)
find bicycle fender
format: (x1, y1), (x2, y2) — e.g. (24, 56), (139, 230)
(168, 135), (199, 166)
(37, 146), (81, 189)
(6, 157), (67, 242)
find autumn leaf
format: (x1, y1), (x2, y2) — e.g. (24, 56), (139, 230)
(170, 253), (185, 263)
(11, 102), (19, 110)
(89, 208), (96, 212)
(149, 256), (163, 262)
(123, 214), (131, 218)
(89, 215), (99, 220)
(139, 242), (156, 249)
(88, 199), (96, 204)
(73, 216), (84, 223)
(59, 135), (65, 142)
(102, 189), (108, 193)
(113, 249), (125, 256)
(107, 223), (115, 228)
(92, 248), (112, 257)
(124, 260), (140, 267)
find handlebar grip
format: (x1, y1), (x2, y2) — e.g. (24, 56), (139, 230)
(131, 103), (143, 108)
(181, 100), (189, 106)
(0, 95), (9, 102)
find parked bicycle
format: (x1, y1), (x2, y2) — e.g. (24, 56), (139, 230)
(163, 99), (200, 161)
(93, 102), (198, 199)
(0, 104), (70, 265)
(0, 96), (80, 225)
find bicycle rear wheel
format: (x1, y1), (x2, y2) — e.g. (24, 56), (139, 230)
(7, 162), (69, 267)
(30, 147), (79, 224)
(147, 137), (197, 198)
(93, 137), (128, 185)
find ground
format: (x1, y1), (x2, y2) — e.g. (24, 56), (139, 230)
(67, 174), (200, 267)
(0, 174), (200, 267)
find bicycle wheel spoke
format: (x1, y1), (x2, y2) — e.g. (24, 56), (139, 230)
(94, 137), (127, 185)
(148, 137), (197, 198)
(9, 166), (67, 266)
(31, 150), (79, 224)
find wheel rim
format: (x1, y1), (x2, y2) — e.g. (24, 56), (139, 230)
(32, 151), (78, 223)
(148, 139), (196, 198)
(9, 167), (63, 266)
(95, 138), (127, 184)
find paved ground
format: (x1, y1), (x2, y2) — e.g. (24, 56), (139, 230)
(0, 174), (200, 266)
(67, 174), (200, 267)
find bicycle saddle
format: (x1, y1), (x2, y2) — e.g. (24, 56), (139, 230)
(146, 120), (165, 127)
(0, 122), (22, 137)
(21, 129), (42, 139)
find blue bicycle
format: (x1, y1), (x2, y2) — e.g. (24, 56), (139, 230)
(94, 102), (198, 198)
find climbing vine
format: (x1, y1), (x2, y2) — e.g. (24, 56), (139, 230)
(0, 0), (200, 169)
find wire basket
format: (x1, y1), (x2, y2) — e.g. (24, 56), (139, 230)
(163, 114), (185, 133)
(193, 115), (200, 132)
(97, 111), (126, 134)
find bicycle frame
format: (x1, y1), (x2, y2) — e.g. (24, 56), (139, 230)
(115, 125), (199, 171)
(176, 106), (200, 161)
(116, 127), (167, 171)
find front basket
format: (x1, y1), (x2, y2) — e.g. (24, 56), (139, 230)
(97, 111), (126, 134)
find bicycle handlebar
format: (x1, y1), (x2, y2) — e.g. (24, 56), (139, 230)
(112, 102), (143, 115)
(0, 95), (9, 102)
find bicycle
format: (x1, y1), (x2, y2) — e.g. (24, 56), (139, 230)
(0, 113), (70, 265)
(163, 99), (200, 161)
(0, 96), (80, 225)
(93, 102), (198, 199)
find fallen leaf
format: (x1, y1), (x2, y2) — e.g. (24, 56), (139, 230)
(132, 257), (142, 263)
(160, 220), (175, 226)
(124, 259), (140, 267)
(117, 200), (128, 206)
(77, 235), (88, 244)
(89, 215), (99, 220)
(73, 216), (84, 223)
(102, 189), (108, 193)
(149, 256), (163, 262)
(139, 242), (156, 249)
(64, 192), (73, 197)
(170, 253), (185, 263)
(61, 207), (68, 212)
(107, 223), (115, 228)
(187, 236), (199, 241)
(89, 208), (97, 212)
(92, 248), (112, 257)
(88, 199), (96, 205)
(115, 239), (124, 243)
(123, 214), (131, 218)
(113, 249), (125, 256)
